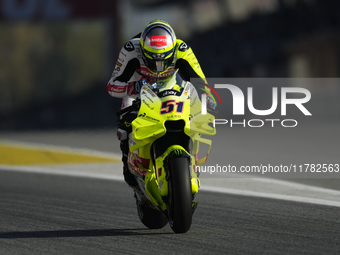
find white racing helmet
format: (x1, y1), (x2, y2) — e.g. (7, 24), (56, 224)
(140, 20), (177, 73)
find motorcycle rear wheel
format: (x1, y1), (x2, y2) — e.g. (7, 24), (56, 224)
(167, 157), (192, 233)
(136, 200), (168, 229)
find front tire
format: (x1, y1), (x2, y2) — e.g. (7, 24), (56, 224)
(167, 157), (192, 233)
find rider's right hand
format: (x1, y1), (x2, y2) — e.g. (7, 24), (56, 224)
(134, 79), (148, 94)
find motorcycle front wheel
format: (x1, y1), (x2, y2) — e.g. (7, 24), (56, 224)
(167, 157), (192, 233)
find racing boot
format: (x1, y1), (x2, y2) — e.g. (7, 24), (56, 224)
(118, 129), (138, 188)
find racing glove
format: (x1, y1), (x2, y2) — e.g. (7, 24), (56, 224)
(126, 78), (148, 96)
(134, 78), (148, 94)
(201, 85), (217, 112)
(206, 94), (216, 111)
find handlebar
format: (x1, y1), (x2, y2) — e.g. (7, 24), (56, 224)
(116, 98), (141, 116)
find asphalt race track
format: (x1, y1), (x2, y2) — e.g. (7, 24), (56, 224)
(0, 127), (340, 254)
(1, 170), (340, 255)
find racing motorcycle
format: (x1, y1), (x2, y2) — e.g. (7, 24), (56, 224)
(117, 72), (216, 233)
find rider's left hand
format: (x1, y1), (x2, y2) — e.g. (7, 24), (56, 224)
(206, 93), (216, 111)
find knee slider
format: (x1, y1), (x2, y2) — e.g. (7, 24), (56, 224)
(117, 128), (128, 141)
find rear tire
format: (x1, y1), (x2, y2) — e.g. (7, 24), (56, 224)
(167, 157), (192, 233)
(136, 200), (168, 229)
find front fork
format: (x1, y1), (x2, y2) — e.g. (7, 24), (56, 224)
(143, 145), (200, 212)
(156, 145), (200, 196)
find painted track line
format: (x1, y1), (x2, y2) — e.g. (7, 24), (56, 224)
(1, 164), (340, 208)
(1, 139), (339, 208)
(0, 139), (121, 160)
(200, 185), (340, 208)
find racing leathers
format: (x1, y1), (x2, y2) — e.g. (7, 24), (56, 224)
(106, 34), (207, 187)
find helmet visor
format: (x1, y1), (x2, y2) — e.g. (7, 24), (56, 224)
(142, 48), (175, 73)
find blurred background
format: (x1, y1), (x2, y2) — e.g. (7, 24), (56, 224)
(1, 0), (340, 130)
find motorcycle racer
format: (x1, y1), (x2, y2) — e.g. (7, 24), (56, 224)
(106, 20), (212, 187)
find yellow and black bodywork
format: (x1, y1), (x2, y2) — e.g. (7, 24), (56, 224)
(128, 72), (216, 212)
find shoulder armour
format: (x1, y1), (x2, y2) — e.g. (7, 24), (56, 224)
(123, 41), (135, 52)
(178, 41), (189, 52)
